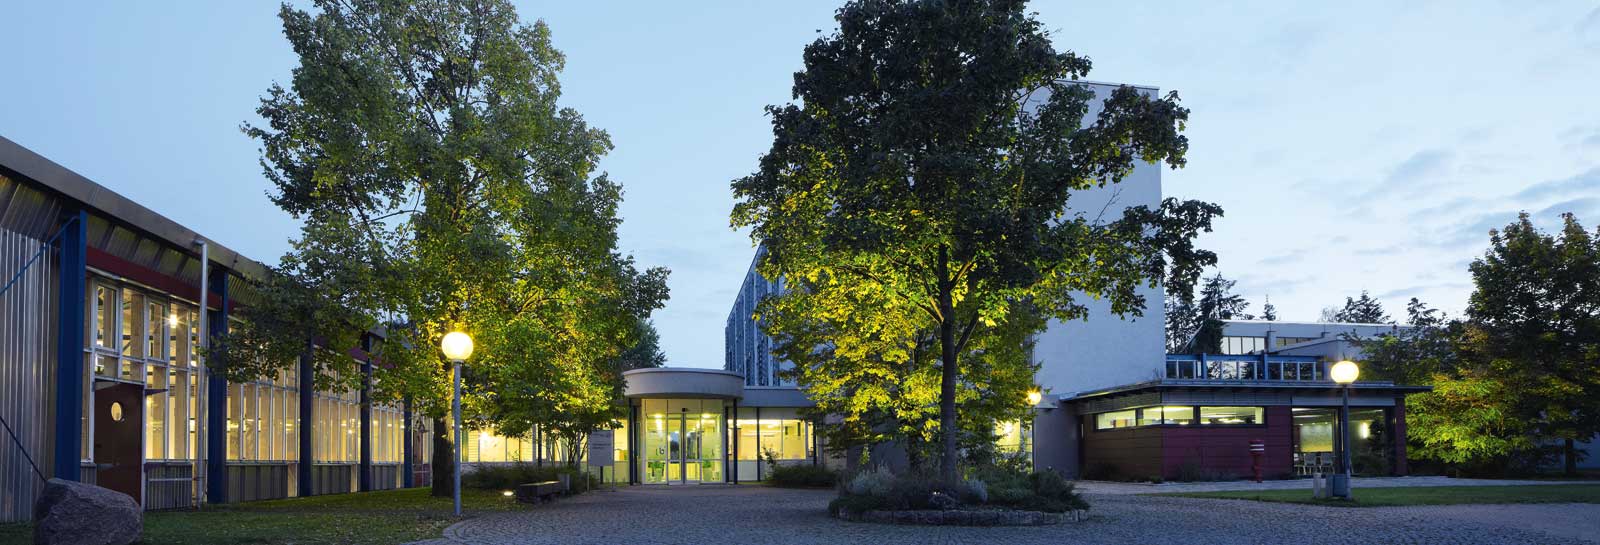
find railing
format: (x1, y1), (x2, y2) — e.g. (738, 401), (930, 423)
(1164, 354), (1328, 382)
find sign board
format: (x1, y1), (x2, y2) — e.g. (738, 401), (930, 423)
(588, 429), (614, 467)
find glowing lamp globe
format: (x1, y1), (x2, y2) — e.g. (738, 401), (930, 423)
(1026, 390), (1043, 406)
(441, 331), (474, 362)
(1330, 360), (1359, 385)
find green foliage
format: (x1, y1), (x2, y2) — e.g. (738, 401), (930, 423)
(1330, 291), (1391, 324)
(613, 318), (667, 371)
(1179, 272), (1253, 354)
(835, 467), (1087, 514)
(732, 0), (1220, 482)
(461, 464), (596, 492)
(767, 464), (840, 488)
(237, 0), (669, 494)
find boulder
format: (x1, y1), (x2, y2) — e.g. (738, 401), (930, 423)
(33, 478), (142, 545)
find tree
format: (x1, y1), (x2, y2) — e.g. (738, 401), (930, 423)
(1164, 292), (1199, 353)
(1465, 213), (1600, 474)
(1358, 298), (1459, 386)
(1187, 272), (1252, 354)
(731, 0), (1220, 483)
(1259, 295), (1278, 321)
(614, 318), (667, 371)
(1331, 291), (1391, 324)
(239, 0), (668, 494)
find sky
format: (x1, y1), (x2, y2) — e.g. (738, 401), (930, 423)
(4, 1), (1599, 368)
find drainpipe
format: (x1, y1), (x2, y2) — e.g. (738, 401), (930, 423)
(194, 239), (208, 507)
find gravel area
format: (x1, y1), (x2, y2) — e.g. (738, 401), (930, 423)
(418, 484), (1600, 545)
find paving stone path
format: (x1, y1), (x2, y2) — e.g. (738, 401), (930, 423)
(418, 484), (1600, 545)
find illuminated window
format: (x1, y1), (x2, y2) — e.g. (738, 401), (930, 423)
(1095, 410), (1137, 430)
(1138, 406), (1195, 426)
(1199, 406), (1264, 425)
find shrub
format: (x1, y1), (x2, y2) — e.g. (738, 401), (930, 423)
(830, 466), (1089, 515)
(962, 478), (988, 503)
(768, 464), (838, 488)
(828, 494), (889, 516)
(845, 468), (894, 498)
(462, 463), (596, 493)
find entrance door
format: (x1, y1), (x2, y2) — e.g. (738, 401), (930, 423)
(639, 399), (725, 485)
(94, 381), (144, 504)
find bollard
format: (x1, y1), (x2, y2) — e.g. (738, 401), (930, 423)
(1249, 439), (1265, 483)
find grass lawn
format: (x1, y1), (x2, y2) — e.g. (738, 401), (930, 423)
(1160, 484), (1600, 507)
(0, 487), (539, 545)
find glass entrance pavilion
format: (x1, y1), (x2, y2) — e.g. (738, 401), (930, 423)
(620, 367), (822, 485)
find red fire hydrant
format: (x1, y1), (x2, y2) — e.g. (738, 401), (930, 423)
(1249, 439), (1266, 483)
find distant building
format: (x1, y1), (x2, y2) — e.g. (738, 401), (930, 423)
(725, 246), (790, 388)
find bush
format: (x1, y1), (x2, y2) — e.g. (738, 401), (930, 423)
(831, 466), (1089, 515)
(462, 463), (596, 492)
(768, 464), (838, 488)
(845, 468), (894, 498)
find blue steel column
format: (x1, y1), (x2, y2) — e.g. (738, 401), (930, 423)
(358, 354), (372, 492)
(205, 272), (230, 504)
(52, 210), (86, 480)
(401, 397), (413, 488)
(297, 342), (313, 496)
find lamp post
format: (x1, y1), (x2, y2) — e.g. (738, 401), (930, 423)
(441, 331), (474, 516)
(1026, 389), (1043, 406)
(1329, 360), (1359, 500)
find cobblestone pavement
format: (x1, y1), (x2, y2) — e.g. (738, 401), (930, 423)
(1077, 475), (1598, 495)
(417, 484), (1600, 545)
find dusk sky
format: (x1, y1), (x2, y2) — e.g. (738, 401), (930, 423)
(5, 1), (1598, 368)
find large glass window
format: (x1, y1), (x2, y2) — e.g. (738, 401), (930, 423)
(313, 371), (360, 463)
(1199, 406), (1264, 425)
(1138, 406), (1195, 426)
(1094, 409), (1138, 430)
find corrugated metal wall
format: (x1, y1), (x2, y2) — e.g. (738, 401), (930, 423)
(0, 174), (63, 523)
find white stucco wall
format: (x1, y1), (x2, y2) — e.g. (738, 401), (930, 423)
(1029, 81), (1168, 397)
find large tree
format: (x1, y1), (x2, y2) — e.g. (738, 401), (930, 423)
(732, 0), (1220, 483)
(1186, 272), (1252, 354)
(1330, 291), (1391, 324)
(237, 0), (668, 494)
(1465, 213), (1600, 474)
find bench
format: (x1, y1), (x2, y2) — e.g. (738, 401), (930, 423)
(514, 481), (564, 504)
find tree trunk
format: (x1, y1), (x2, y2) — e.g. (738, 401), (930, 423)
(1566, 438), (1578, 476)
(430, 415), (454, 497)
(937, 279), (959, 485)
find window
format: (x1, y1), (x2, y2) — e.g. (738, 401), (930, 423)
(1219, 336), (1266, 355)
(464, 429), (533, 463)
(1138, 406), (1195, 426)
(733, 408), (811, 461)
(313, 371), (360, 463)
(1095, 410), (1137, 430)
(1199, 406), (1264, 425)
(1276, 336), (1316, 347)
(995, 420), (1031, 454)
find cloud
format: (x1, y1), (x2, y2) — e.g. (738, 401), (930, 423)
(1378, 283), (1470, 302)
(1512, 167), (1600, 202)
(1257, 249), (1309, 267)
(1348, 149), (1454, 208)
(1409, 196), (1483, 223)
(1580, 6), (1600, 49)
(1353, 244), (1405, 257)
(1429, 197), (1600, 250)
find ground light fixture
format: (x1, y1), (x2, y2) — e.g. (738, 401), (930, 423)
(442, 331), (474, 516)
(1330, 360), (1359, 500)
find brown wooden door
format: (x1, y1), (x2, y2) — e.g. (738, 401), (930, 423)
(94, 381), (143, 504)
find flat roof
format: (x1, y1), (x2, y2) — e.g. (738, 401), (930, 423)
(0, 134), (268, 278)
(1062, 379), (1431, 402)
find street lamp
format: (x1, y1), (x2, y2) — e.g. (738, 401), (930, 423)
(441, 331), (474, 516)
(1026, 389), (1043, 406)
(1329, 360), (1359, 500)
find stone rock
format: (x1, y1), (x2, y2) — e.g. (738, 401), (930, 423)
(33, 478), (142, 545)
